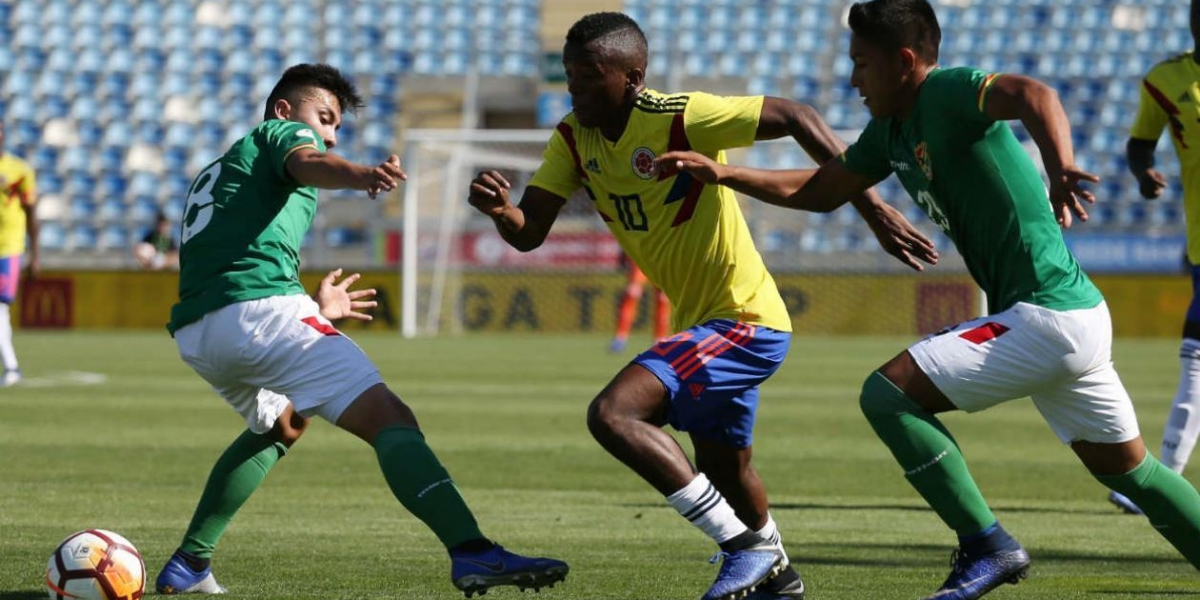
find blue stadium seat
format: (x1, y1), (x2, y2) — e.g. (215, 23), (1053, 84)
(40, 222), (66, 251)
(70, 196), (98, 221)
(68, 224), (98, 250)
(130, 196), (159, 222)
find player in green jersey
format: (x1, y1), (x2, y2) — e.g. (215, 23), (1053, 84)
(156, 64), (567, 598)
(658, 1), (1200, 599)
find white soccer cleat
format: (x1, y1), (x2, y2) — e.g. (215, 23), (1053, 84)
(2, 370), (20, 387)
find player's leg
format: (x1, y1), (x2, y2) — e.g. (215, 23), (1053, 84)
(692, 435), (805, 600)
(654, 288), (671, 339)
(1160, 267), (1200, 473)
(157, 398), (306, 595)
(594, 320), (792, 600)
(256, 296), (566, 595)
(864, 308), (1076, 599)
(0, 254), (21, 385)
(1037, 302), (1200, 567)
(611, 265), (648, 353)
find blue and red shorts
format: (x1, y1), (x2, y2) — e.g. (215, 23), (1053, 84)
(633, 319), (791, 448)
(0, 255), (20, 304)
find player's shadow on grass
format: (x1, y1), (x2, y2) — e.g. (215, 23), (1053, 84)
(768, 501), (1120, 516)
(0, 591), (49, 600)
(792, 542), (1191, 569)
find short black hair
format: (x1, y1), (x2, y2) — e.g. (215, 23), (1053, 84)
(262, 63), (364, 121)
(848, 0), (941, 63)
(565, 12), (647, 66)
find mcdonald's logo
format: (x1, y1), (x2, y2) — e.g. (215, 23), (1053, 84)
(20, 278), (73, 329)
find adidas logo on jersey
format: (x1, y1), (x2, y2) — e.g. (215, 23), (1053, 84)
(1180, 90), (1194, 104)
(584, 158), (601, 174)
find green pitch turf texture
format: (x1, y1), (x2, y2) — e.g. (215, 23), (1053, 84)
(2, 331), (1196, 599)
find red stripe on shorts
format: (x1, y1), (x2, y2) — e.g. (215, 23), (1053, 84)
(958, 322), (1009, 345)
(301, 316), (341, 337)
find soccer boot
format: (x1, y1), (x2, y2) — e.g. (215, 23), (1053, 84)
(701, 539), (786, 600)
(2, 369), (20, 386)
(450, 543), (569, 598)
(923, 546), (1030, 600)
(1107, 490), (1144, 515)
(608, 338), (628, 353)
(155, 550), (227, 595)
(744, 566), (806, 599)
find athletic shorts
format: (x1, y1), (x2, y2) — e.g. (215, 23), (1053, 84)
(174, 294), (384, 434)
(908, 301), (1139, 444)
(0, 255), (20, 304)
(1186, 265), (1200, 324)
(634, 319), (791, 448)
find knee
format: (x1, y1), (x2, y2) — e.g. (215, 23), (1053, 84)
(586, 395), (623, 441)
(268, 411), (309, 447)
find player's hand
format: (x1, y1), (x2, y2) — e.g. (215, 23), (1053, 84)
(366, 155), (406, 200)
(468, 170), (513, 218)
(1135, 168), (1167, 200)
(314, 268), (377, 322)
(865, 203), (938, 271)
(23, 255), (39, 282)
(1048, 165), (1099, 229)
(654, 151), (729, 184)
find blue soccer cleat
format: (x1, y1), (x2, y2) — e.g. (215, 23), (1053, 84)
(923, 546), (1030, 600)
(450, 543), (569, 598)
(608, 338), (628, 354)
(1107, 490), (1144, 515)
(744, 566), (806, 599)
(701, 541), (786, 600)
(155, 550), (227, 595)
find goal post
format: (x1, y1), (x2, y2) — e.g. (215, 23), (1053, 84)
(398, 129), (977, 339)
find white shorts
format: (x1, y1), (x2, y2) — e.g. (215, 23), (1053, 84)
(175, 294), (384, 434)
(909, 301), (1140, 444)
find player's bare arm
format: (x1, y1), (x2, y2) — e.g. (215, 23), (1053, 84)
(21, 196), (38, 280)
(1126, 137), (1167, 199)
(285, 149), (405, 199)
(984, 74), (1099, 228)
(754, 97), (937, 267)
(468, 170), (565, 252)
(659, 153), (936, 270)
(314, 268), (378, 322)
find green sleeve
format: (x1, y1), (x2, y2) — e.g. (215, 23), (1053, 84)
(264, 120), (327, 182)
(930, 67), (999, 126)
(839, 118), (893, 182)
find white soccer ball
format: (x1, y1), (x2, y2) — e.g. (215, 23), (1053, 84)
(45, 529), (146, 600)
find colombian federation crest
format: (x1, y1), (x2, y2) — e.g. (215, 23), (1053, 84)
(914, 141), (932, 181)
(631, 147), (656, 179)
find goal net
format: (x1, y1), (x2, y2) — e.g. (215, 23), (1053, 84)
(398, 129), (977, 339)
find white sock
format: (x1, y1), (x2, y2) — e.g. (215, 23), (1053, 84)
(1161, 338), (1200, 473)
(0, 303), (17, 372)
(755, 513), (789, 563)
(666, 473), (749, 544)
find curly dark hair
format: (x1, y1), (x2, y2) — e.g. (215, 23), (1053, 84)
(262, 63), (364, 120)
(565, 12), (647, 61)
(848, 0), (941, 63)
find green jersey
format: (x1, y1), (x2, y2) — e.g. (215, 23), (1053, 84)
(841, 67), (1102, 315)
(168, 119), (326, 334)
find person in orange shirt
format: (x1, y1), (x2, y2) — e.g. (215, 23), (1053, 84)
(0, 122), (39, 386)
(610, 252), (670, 353)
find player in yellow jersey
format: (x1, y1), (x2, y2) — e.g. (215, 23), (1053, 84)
(468, 12), (936, 600)
(1115, 0), (1200, 515)
(0, 122), (39, 387)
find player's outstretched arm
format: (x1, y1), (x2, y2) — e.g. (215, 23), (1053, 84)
(286, 149), (406, 199)
(313, 268), (378, 322)
(468, 170), (565, 252)
(984, 75), (1098, 228)
(1126, 137), (1167, 199)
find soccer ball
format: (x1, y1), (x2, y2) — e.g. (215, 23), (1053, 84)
(45, 529), (146, 600)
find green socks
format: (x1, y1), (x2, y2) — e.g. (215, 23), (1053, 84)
(180, 429), (287, 558)
(373, 425), (484, 550)
(1097, 453), (1200, 568)
(860, 371), (996, 537)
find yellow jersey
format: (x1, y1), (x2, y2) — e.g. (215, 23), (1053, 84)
(1131, 51), (1200, 262)
(528, 89), (790, 333)
(0, 152), (36, 257)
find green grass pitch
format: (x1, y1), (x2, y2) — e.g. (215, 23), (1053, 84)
(2, 331), (1196, 599)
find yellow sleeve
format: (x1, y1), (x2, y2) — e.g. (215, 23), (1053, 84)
(18, 162), (36, 206)
(527, 125), (582, 200)
(1130, 78), (1169, 141)
(682, 92), (764, 154)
